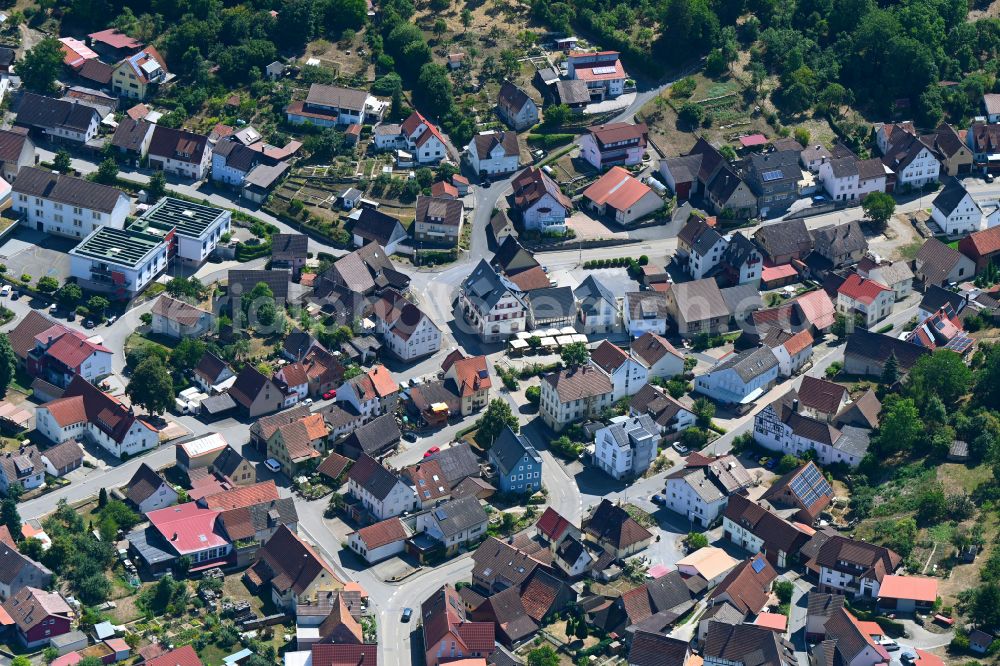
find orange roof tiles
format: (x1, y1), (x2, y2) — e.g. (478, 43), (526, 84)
(838, 274), (891, 305)
(583, 166), (653, 211)
(367, 365), (398, 398)
(202, 480), (279, 510)
(877, 574), (938, 603)
(754, 612), (788, 632)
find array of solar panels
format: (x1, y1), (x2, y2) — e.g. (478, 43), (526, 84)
(761, 169), (785, 182)
(591, 66), (618, 75)
(751, 555), (767, 573)
(943, 333), (974, 354)
(790, 463), (834, 508)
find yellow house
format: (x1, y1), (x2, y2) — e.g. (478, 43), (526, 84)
(265, 413), (328, 476)
(245, 525), (343, 611)
(112, 46), (168, 101)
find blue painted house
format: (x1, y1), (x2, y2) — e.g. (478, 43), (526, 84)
(489, 426), (543, 494)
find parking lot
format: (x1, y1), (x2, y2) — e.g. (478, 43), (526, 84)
(0, 228), (75, 284)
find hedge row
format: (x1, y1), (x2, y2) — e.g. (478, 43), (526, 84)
(526, 133), (574, 149)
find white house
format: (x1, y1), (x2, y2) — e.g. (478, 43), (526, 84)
(590, 340), (648, 401)
(286, 84), (383, 127)
(694, 347), (779, 405)
(372, 289), (442, 362)
(582, 167), (663, 226)
(753, 392), (872, 468)
(374, 111), (449, 164)
(574, 275), (619, 334)
(676, 215), (727, 280)
(593, 413), (659, 480)
(26, 324), (112, 387)
(459, 260), (527, 343)
(540, 365), (613, 432)
(348, 517), (410, 564)
(347, 455), (417, 521)
(414, 496), (488, 551)
(763, 328), (814, 378)
(859, 259), (914, 302)
(466, 131), (520, 178)
(931, 182), (986, 236)
(150, 295), (214, 339)
(336, 365), (398, 422)
(0, 446), (45, 494)
(629, 383), (697, 436)
(624, 292), (669, 338)
(497, 81), (539, 131)
(36, 376), (159, 458)
(15, 93), (99, 144)
(511, 166), (573, 233)
(566, 51), (625, 100)
(579, 122), (647, 171)
(817, 535), (900, 598)
(882, 132), (940, 190)
(664, 453), (754, 528)
(836, 274), (894, 329)
(13, 167), (131, 240)
(123, 463), (179, 514)
(818, 157), (887, 202)
(147, 125), (212, 181)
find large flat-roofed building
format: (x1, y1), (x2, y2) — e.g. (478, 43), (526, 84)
(128, 197), (231, 264)
(69, 226), (167, 298)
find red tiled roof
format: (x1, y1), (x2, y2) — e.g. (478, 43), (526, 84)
(355, 517), (409, 549)
(761, 262), (798, 282)
(878, 575), (937, 602)
(431, 181), (458, 198)
(583, 166), (653, 211)
(536, 507), (572, 542)
(444, 354), (492, 397)
(783, 329), (813, 356)
(145, 646), (203, 666)
(202, 480), (279, 510)
(838, 274), (890, 305)
(146, 503), (226, 555)
(962, 226), (1000, 257)
(88, 29), (142, 50)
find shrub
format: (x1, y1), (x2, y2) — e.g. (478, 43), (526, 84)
(686, 532), (708, 549)
(525, 386), (541, 405)
(671, 77), (697, 98)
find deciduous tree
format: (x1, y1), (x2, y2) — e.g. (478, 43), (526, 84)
(126, 357), (175, 416)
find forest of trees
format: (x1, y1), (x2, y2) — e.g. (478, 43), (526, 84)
(530, 0), (1000, 128)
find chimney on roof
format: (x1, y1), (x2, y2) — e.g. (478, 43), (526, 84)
(792, 399), (799, 412)
(171, 533), (178, 541)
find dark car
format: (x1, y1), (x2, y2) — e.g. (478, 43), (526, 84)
(83, 319), (96, 329)
(401, 607), (412, 622)
(402, 432), (418, 442)
(10, 291), (19, 300)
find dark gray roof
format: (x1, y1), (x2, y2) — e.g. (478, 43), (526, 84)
(493, 236), (539, 274)
(195, 351), (231, 383)
(600, 414), (657, 449)
(352, 208), (406, 247)
(706, 166), (747, 203)
(0, 543), (50, 586)
(464, 259), (516, 311)
(678, 216), (724, 257)
(646, 570), (699, 612)
(16, 92), (99, 132)
(13, 167), (127, 213)
(342, 413), (401, 457)
(428, 496), (488, 537)
(920, 285), (965, 314)
(271, 233), (308, 262)
(228, 269), (290, 301)
(811, 222), (867, 261)
(110, 117), (151, 152)
(720, 284), (763, 323)
(933, 181), (977, 218)
(669, 278), (730, 322)
(844, 329), (929, 371)
(749, 149), (801, 185)
(212, 445), (247, 479)
(753, 219), (813, 260)
(720, 232), (761, 270)
(282, 328), (323, 359)
(628, 631), (689, 666)
(125, 463), (169, 507)
(835, 425), (871, 458)
(427, 443), (481, 486)
(200, 392), (236, 415)
(489, 426), (541, 476)
(703, 622), (796, 666)
(711, 346), (778, 382)
(526, 286), (576, 320)
(574, 275), (616, 317)
(347, 453), (403, 501)
(806, 591), (845, 619)
(554, 79), (590, 105)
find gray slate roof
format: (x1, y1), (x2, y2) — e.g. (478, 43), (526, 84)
(429, 496), (488, 537)
(711, 346), (778, 382)
(489, 426), (541, 476)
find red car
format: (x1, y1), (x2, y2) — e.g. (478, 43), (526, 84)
(423, 446), (441, 458)
(323, 390), (337, 400)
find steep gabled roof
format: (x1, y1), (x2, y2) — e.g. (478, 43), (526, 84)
(251, 524), (341, 595)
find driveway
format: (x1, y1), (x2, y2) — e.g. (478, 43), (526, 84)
(0, 228), (75, 283)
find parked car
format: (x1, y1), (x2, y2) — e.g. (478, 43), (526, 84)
(0, 285), (10, 297)
(987, 173), (995, 183)
(83, 319), (96, 329)
(423, 446), (441, 458)
(49, 303), (58, 313)
(106, 315), (117, 325)
(651, 494), (666, 504)
(302, 398), (313, 406)
(401, 608), (412, 622)
(402, 432), (418, 442)
(264, 458), (281, 473)
(323, 390), (337, 400)
(672, 442), (689, 454)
